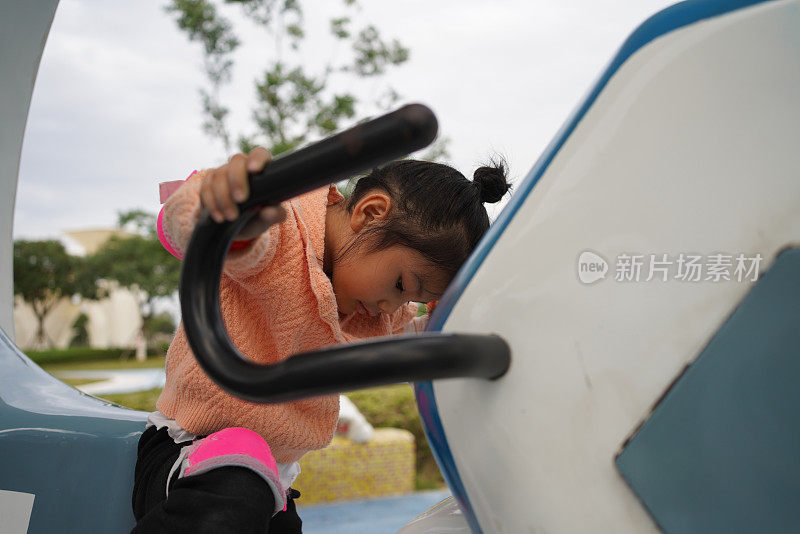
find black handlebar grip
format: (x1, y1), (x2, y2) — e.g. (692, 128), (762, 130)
(179, 104), (510, 403)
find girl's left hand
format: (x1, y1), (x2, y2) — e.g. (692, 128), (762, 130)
(201, 147), (287, 240)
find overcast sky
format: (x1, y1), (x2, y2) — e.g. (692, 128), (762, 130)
(14, 0), (676, 240)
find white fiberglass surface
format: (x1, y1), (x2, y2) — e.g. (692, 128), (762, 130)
(0, 3), (59, 339)
(432, 1), (800, 532)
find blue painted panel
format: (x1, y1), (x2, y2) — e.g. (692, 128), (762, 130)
(0, 329), (146, 533)
(616, 248), (800, 533)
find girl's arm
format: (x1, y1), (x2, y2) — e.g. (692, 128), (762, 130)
(157, 170), (204, 261)
(157, 173), (283, 282)
(157, 149), (286, 280)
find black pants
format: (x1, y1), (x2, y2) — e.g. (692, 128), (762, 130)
(132, 425), (302, 533)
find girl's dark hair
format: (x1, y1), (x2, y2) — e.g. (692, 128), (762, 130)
(343, 158), (511, 280)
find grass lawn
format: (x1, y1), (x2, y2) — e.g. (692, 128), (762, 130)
(101, 387), (162, 412)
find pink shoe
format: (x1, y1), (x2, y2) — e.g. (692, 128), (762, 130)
(168, 427), (286, 514)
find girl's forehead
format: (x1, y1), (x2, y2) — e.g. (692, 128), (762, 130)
(393, 247), (432, 271)
(386, 246), (449, 291)
(409, 261), (450, 296)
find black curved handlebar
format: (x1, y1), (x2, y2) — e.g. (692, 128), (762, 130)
(180, 104), (511, 403)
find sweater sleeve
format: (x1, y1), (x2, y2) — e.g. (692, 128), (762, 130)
(395, 301), (440, 334)
(402, 315), (429, 334)
(390, 302), (421, 335)
(157, 171), (203, 261)
(157, 169), (279, 281)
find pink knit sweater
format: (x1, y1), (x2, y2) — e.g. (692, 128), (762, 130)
(156, 170), (418, 463)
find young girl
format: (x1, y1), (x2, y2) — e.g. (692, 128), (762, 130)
(131, 147), (510, 533)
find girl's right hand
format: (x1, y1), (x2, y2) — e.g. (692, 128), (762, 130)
(200, 147), (287, 240)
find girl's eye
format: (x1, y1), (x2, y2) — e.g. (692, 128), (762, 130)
(396, 277), (404, 292)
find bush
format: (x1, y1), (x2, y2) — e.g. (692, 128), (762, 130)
(26, 347), (129, 365)
(148, 312), (176, 336)
(27, 344), (171, 367)
(69, 313), (90, 347)
(154, 340), (171, 356)
(346, 384), (444, 490)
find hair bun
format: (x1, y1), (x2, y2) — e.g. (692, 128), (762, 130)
(473, 159), (511, 204)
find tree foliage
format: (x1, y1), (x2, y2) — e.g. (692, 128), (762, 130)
(13, 240), (96, 348)
(90, 210), (181, 350)
(165, 0), (417, 156)
(13, 213), (179, 352)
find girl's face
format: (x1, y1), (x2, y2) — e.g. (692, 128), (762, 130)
(331, 244), (446, 317)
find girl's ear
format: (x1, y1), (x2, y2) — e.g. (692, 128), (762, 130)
(350, 192), (392, 232)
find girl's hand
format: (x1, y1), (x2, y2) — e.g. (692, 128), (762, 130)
(200, 147), (287, 240)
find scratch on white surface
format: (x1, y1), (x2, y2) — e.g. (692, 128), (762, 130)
(574, 341), (593, 389)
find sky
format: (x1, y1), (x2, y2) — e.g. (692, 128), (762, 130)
(14, 0), (676, 241)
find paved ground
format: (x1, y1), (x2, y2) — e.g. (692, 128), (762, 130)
(298, 489), (451, 534)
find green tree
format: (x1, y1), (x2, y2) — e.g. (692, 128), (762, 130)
(165, 0), (421, 157)
(90, 210), (181, 359)
(13, 240), (92, 348)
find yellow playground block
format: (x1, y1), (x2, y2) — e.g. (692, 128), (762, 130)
(293, 428), (415, 504)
